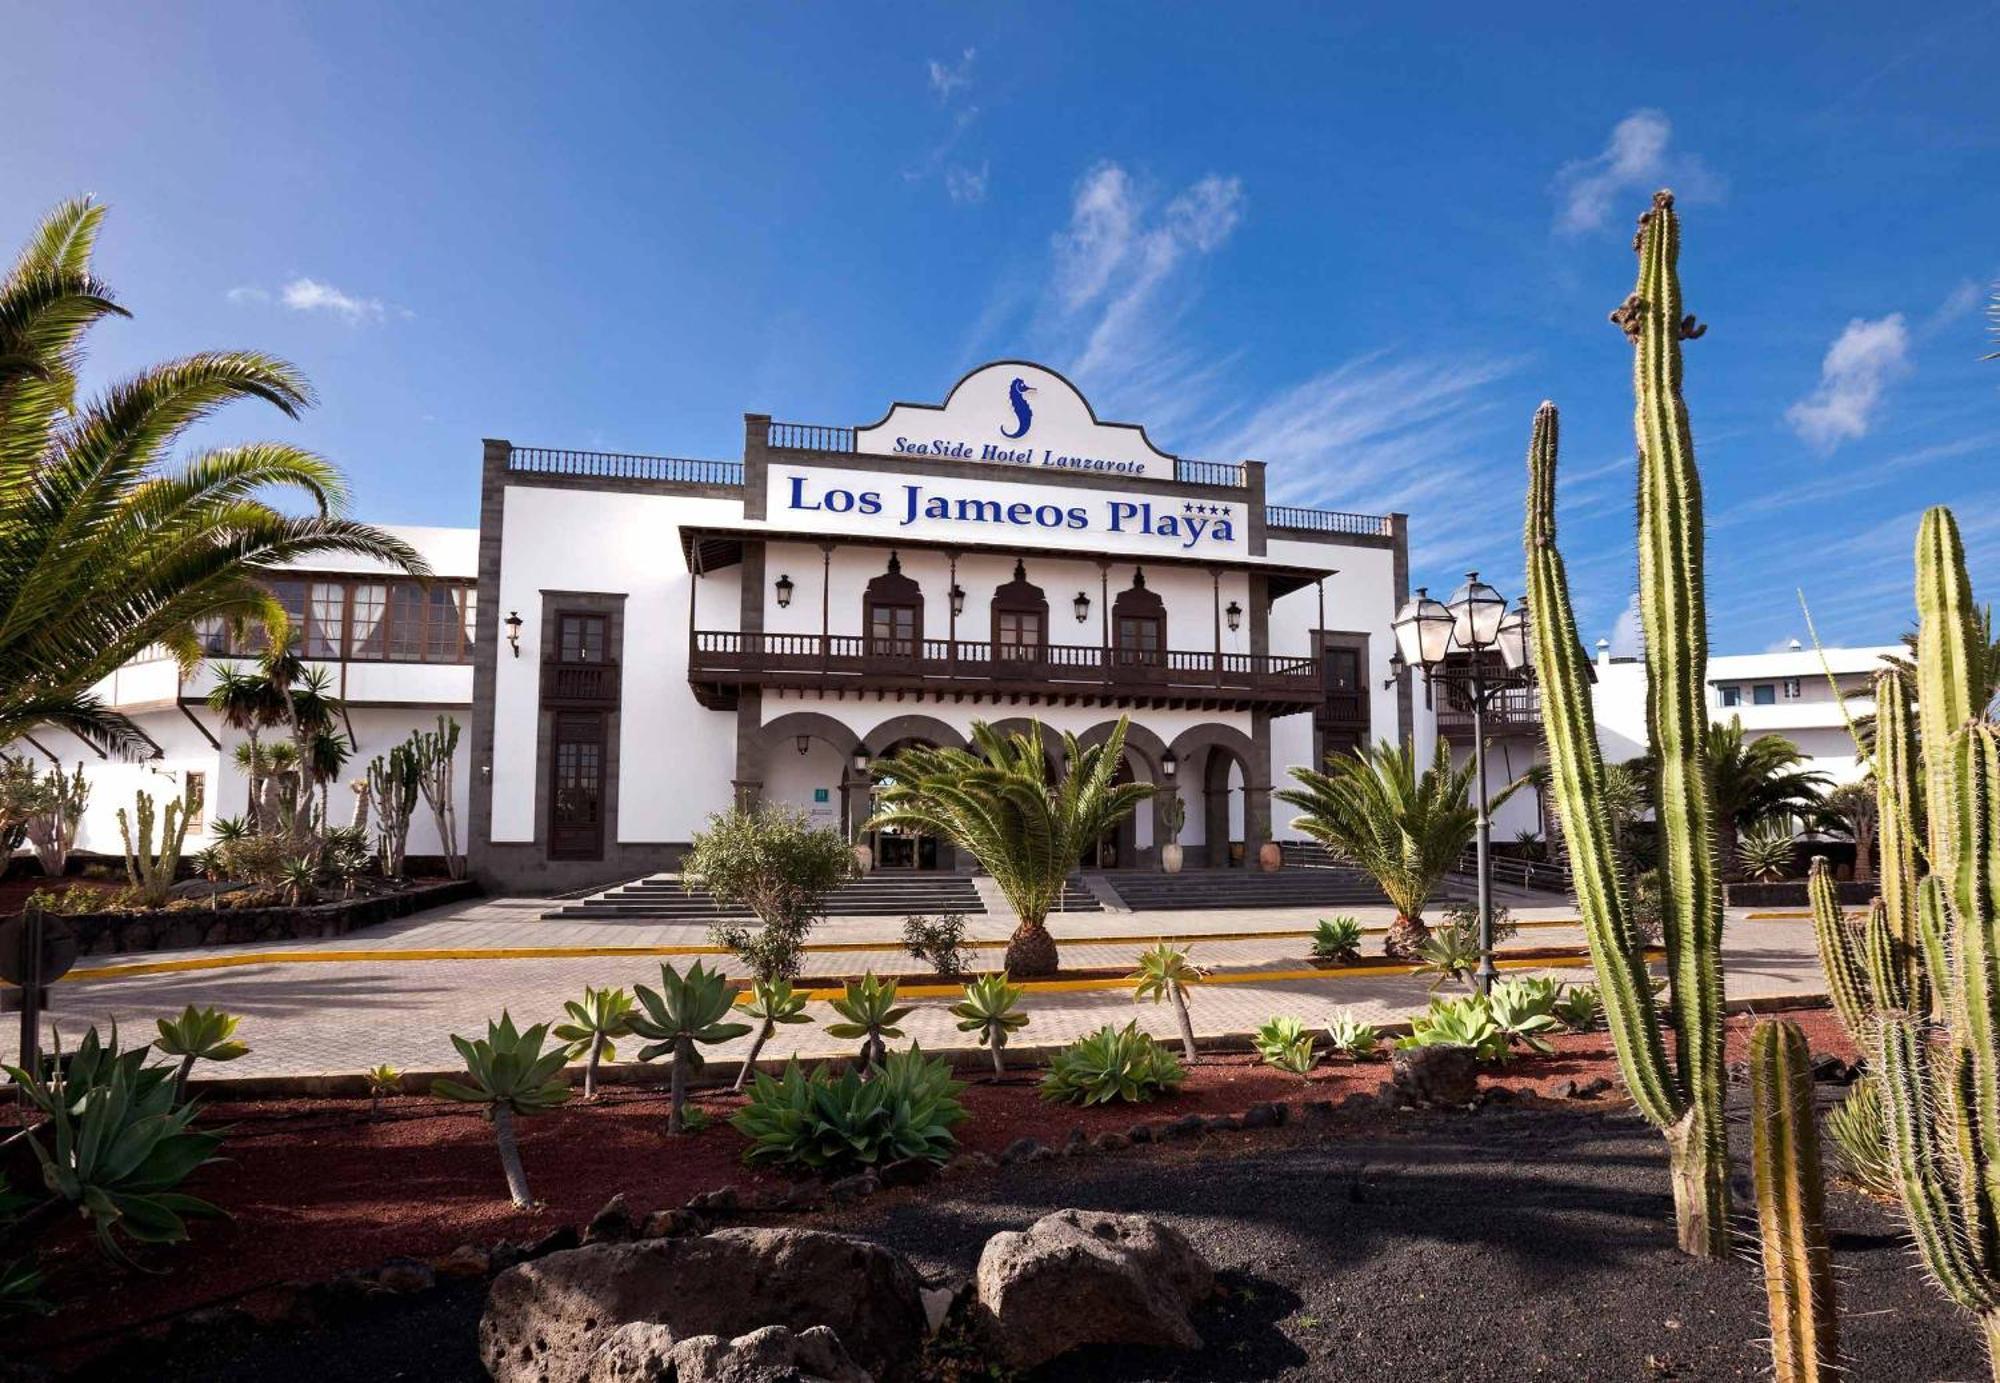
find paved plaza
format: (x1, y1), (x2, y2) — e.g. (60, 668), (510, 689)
(6, 893), (1833, 1083)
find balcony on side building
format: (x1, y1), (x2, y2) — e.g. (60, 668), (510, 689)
(1433, 671), (1541, 738)
(686, 631), (1322, 714)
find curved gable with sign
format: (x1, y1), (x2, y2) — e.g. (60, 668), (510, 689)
(853, 360), (1178, 478)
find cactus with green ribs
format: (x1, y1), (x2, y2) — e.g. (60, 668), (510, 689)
(1808, 505), (2000, 1376)
(1523, 189), (1730, 1257)
(1748, 1018), (1841, 1383)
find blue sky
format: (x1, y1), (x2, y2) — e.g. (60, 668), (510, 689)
(5, 2), (1997, 652)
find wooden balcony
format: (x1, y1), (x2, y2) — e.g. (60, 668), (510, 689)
(541, 659), (622, 708)
(687, 631), (1322, 713)
(1434, 681), (1541, 737)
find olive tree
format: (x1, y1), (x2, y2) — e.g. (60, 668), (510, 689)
(685, 804), (858, 981)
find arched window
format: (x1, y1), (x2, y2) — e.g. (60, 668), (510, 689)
(1112, 569), (1165, 668)
(863, 552), (923, 659)
(989, 559), (1048, 662)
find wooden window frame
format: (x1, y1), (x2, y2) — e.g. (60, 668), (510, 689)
(989, 559), (1049, 663)
(863, 555), (924, 661)
(1111, 573), (1166, 669)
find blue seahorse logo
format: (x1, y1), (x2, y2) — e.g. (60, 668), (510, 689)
(1000, 377), (1036, 439)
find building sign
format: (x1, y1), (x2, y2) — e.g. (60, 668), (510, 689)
(854, 362), (1177, 479)
(769, 466), (1243, 556)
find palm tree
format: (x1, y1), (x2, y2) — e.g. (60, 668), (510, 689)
(1822, 778), (1878, 883)
(1704, 718), (1832, 880)
(866, 718), (1154, 977)
(1277, 737), (1506, 959)
(0, 198), (424, 756)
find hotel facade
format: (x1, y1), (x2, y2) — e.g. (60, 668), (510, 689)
(467, 362), (1413, 894)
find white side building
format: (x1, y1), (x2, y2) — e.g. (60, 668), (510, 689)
(13, 525), (476, 865)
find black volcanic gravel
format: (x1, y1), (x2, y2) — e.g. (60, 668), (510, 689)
(72, 1100), (1985, 1382)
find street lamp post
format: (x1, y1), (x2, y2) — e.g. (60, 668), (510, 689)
(1392, 575), (1532, 995)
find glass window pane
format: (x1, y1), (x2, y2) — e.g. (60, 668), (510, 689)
(307, 582), (345, 658)
(1753, 684), (1776, 706)
(350, 584), (386, 659)
(389, 585), (426, 661)
(461, 588), (477, 652)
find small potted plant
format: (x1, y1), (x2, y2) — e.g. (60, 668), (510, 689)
(1159, 790), (1186, 874)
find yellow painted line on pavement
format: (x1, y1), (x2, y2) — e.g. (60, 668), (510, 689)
(50, 917), (1590, 984)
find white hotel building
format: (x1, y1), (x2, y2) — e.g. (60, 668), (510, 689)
(469, 362), (1412, 893)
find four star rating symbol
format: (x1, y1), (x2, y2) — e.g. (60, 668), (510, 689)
(1182, 501), (1232, 517)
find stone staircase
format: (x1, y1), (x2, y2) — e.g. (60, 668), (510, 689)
(1103, 864), (1387, 912)
(543, 871), (991, 923)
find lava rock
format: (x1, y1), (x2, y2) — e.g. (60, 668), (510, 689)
(878, 1157), (940, 1189)
(688, 1187), (741, 1215)
(1001, 1136), (1046, 1164)
(642, 1208), (702, 1239)
(586, 1193), (639, 1244)
(1391, 1045), (1481, 1107)
(1062, 1126), (1090, 1155)
(591, 1322), (871, 1383)
(973, 1209), (1215, 1370)
(1810, 1053), (1857, 1085)
(826, 1172), (879, 1204)
(1126, 1122), (1156, 1144)
(1160, 1113), (1206, 1140)
(1091, 1131), (1132, 1152)
(375, 1257), (436, 1293)
(1204, 1113), (1244, 1133)
(1242, 1101), (1286, 1130)
(434, 1244), (493, 1279)
(1578, 1077), (1615, 1099)
(480, 1228), (928, 1383)
(528, 1225), (581, 1259)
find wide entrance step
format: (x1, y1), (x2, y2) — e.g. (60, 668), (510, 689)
(1103, 865), (1387, 912)
(543, 870), (990, 922)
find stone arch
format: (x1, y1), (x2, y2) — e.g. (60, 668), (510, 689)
(759, 710), (862, 760)
(1167, 723), (1266, 868)
(756, 711), (865, 838)
(1076, 720), (1172, 868)
(860, 713), (969, 869)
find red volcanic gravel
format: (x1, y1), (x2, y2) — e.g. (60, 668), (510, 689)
(7, 1005), (1852, 1361)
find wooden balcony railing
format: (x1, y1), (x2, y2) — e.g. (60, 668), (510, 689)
(541, 659), (621, 707)
(686, 631), (1321, 710)
(1434, 682), (1541, 734)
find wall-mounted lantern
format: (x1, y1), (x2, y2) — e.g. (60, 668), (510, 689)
(504, 610), (524, 658)
(1160, 749), (1178, 780)
(1225, 599), (1243, 633)
(774, 573), (795, 609)
(949, 583), (966, 618)
(1073, 590), (1091, 624)
(795, 734), (812, 756)
(852, 748), (872, 774)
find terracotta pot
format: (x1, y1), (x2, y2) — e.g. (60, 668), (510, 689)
(851, 843), (873, 873)
(1258, 840), (1283, 873)
(1161, 842), (1184, 874)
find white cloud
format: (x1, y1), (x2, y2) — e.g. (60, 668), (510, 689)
(1609, 593), (1644, 657)
(928, 48), (975, 101)
(1553, 110), (1720, 235)
(1932, 277), (1983, 327)
(279, 277), (387, 323)
(225, 285), (269, 305)
(944, 162), (989, 205)
(1784, 313), (1911, 450)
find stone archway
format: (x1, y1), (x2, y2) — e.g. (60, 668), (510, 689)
(1167, 723), (1267, 869)
(1075, 720), (1171, 868)
(759, 711), (864, 839)
(860, 714), (970, 870)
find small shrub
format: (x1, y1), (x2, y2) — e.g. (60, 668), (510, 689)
(1309, 916), (1363, 963)
(1413, 920), (1482, 991)
(1253, 1016), (1318, 1079)
(1325, 1009), (1380, 1059)
(432, 1013), (571, 1207)
(1739, 825), (1796, 882)
(552, 985), (635, 1099)
(734, 977), (812, 1093)
(1039, 1022), (1185, 1106)
(902, 912), (973, 977)
(1399, 995), (1510, 1063)
(153, 1004), (250, 1101)
(1132, 942), (1205, 1062)
(1487, 979), (1559, 1055)
(733, 1046), (966, 1174)
(363, 1063), (401, 1119)
(627, 962), (751, 1133)
(1437, 901), (1520, 946)
(690, 805), (858, 981)
(1552, 983), (1603, 1033)
(1823, 1077), (1896, 1200)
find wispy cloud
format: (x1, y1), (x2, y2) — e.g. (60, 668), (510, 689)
(1785, 313), (1911, 450)
(928, 48), (975, 102)
(1049, 163), (1245, 400)
(1608, 592), (1644, 657)
(1552, 110), (1721, 236)
(944, 162), (989, 205)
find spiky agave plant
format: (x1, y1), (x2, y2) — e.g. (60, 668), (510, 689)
(627, 961), (751, 1133)
(825, 972), (913, 1076)
(552, 985), (634, 1100)
(1525, 190), (1731, 1258)
(152, 1004), (249, 1102)
(950, 972), (1029, 1077)
(733, 977), (812, 1093)
(1131, 942), (1205, 1062)
(1748, 1018), (1840, 1383)
(432, 1013), (570, 1207)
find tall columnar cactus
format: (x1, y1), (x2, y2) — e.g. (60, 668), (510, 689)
(1748, 1018), (1841, 1382)
(1524, 189), (1730, 1258)
(116, 783), (194, 907)
(413, 716), (463, 880)
(367, 746), (419, 878)
(1811, 505), (2000, 1376)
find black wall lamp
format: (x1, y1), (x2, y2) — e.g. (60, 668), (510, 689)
(795, 734), (811, 756)
(1160, 749), (1178, 780)
(775, 573), (795, 608)
(1073, 590), (1091, 624)
(504, 610), (523, 658)
(1225, 599), (1242, 633)
(949, 583), (966, 618)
